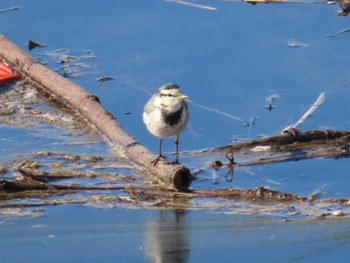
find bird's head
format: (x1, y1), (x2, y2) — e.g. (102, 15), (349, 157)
(155, 84), (188, 111)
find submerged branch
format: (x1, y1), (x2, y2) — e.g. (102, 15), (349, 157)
(193, 130), (350, 180)
(0, 177), (303, 204)
(0, 166), (302, 203)
(208, 129), (350, 155)
(2, 166), (350, 218)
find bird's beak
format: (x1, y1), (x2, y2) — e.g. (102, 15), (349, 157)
(179, 94), (188, 99)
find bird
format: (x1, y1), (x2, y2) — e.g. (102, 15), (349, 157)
(143, 83), (190, 165)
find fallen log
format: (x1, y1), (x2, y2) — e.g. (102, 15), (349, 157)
(0, 34), (192, 191)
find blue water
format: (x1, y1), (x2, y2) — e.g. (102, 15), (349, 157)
(1, 0), (350, 262)
(2, 206), (350, 263)
(2, 1), (349, 151)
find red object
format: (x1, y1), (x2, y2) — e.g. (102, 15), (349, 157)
(0, 61), (21, 84)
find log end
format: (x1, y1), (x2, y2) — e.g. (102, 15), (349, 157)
(171, 166), (192, 192)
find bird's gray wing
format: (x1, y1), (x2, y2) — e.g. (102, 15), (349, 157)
(143, 93), (157, 114)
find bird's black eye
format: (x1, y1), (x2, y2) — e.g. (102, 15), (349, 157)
(160, 93), (175, 97)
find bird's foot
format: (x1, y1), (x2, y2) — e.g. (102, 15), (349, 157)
(151, 155), (166, 166)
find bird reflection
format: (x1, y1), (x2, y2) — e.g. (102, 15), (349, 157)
(145, 210), (190, 263)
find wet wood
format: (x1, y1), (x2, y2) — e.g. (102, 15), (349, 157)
(0, 167), (302, 202)
(201, 129), (350, 169)
(0, 169), (125, 193)
(0, 34), (192, 191)
(216, 130), (350, 152)
(0, 178), (124, 193)
(337, 0), (350, 15)
(125, 186), (303, 202)
(0, 176), (302, 203)
(189, 187), (303, 201)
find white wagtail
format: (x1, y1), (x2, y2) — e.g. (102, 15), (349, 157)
(143, 83), (189, 165)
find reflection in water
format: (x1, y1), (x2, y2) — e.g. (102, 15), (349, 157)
(145, 210), (190, 263)
(211, 151), (236, 184)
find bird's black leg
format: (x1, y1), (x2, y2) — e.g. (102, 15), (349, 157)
(158, 137), (163, 157)
(172, 135), (180, 164)
(151, 138), (165, 165)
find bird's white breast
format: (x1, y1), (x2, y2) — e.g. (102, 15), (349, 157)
(143, 102), (189, 138)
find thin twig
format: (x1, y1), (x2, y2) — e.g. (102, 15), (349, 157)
(164, 0), (217, 10)
(283, 92), (326, 132)
(0, 7), (19, 14)
(190, 100), (243, 122)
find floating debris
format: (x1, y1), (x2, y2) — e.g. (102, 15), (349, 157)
(288, 40), (309, 48)
(337, 0), (350, 15)
(97, 75), (116, 87)
(0, 61), (21, 84)
(251, 145), (272, 152)
(0, 79), (99, 136)
(27, 40), (45, 51)
(243, 116), (257, 127)
(265, 94), (280, 111)
(35, 49), (97, 78)
(332, 210), (344, 216)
